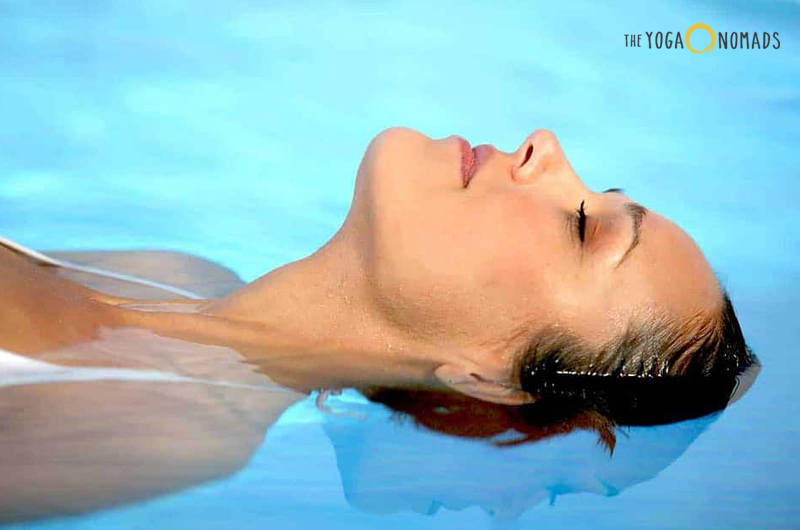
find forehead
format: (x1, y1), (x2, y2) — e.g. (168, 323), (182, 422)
(579, 210), (722, 344)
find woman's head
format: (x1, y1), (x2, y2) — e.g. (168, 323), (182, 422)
(332, 126), (750, 404)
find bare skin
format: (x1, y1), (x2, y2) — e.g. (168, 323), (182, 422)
(0, 126), (724, 520)
(1, 126), (723, 400)
(0, 247), (308, 521)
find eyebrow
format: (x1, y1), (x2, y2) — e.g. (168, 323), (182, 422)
(616, 202), (647, 268)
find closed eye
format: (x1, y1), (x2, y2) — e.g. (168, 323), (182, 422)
(575, 200), (587, 243)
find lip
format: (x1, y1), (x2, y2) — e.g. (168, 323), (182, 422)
(456, 136), (473, 187)
(456, 137), (493, 188)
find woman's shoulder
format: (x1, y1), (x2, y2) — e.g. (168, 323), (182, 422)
(0, 244), (245, 352)
(46, 250), (245, 300)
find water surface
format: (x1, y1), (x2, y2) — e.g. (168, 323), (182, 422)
(0, 0), (798, 528)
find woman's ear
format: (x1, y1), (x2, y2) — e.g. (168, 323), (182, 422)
(434, 364), (537, 406)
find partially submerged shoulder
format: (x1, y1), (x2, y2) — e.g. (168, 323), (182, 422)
(47, 250), (245, 300)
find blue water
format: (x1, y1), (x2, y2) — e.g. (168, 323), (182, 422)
(1, 0), (798, 528)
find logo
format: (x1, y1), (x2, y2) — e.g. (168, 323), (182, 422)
(685, 23), (716, 54)
(624, 24), (780, 52)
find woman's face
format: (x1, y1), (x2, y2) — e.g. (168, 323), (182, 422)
(338, 127), (721, 394)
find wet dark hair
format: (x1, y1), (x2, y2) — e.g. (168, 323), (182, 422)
(516, 290), (757, 426)
(364, 291), (757, 453)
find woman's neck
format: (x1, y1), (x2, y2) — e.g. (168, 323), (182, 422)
(125, 242), (446, 394)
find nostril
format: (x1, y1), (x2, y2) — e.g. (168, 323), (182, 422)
(521, 144), (534, 167)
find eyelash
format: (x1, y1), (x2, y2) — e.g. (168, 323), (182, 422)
(575, 200), (587, 243)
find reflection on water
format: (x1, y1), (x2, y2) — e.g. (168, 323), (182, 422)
(323, 392), (720, 521)
(0, 328), (757, 526)
(0, 329), (303, 523)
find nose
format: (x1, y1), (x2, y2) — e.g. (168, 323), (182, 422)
(510, 129), (567, 185)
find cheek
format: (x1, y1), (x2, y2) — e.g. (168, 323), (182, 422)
(372, 189), (566, 346)
(466, 193), (567, 319)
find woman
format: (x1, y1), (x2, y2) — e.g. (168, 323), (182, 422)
(0, 126), (756, 521)
(1, 126), (753, 403)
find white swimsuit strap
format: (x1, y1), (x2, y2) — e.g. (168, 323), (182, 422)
(0, 348), (289, 393)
